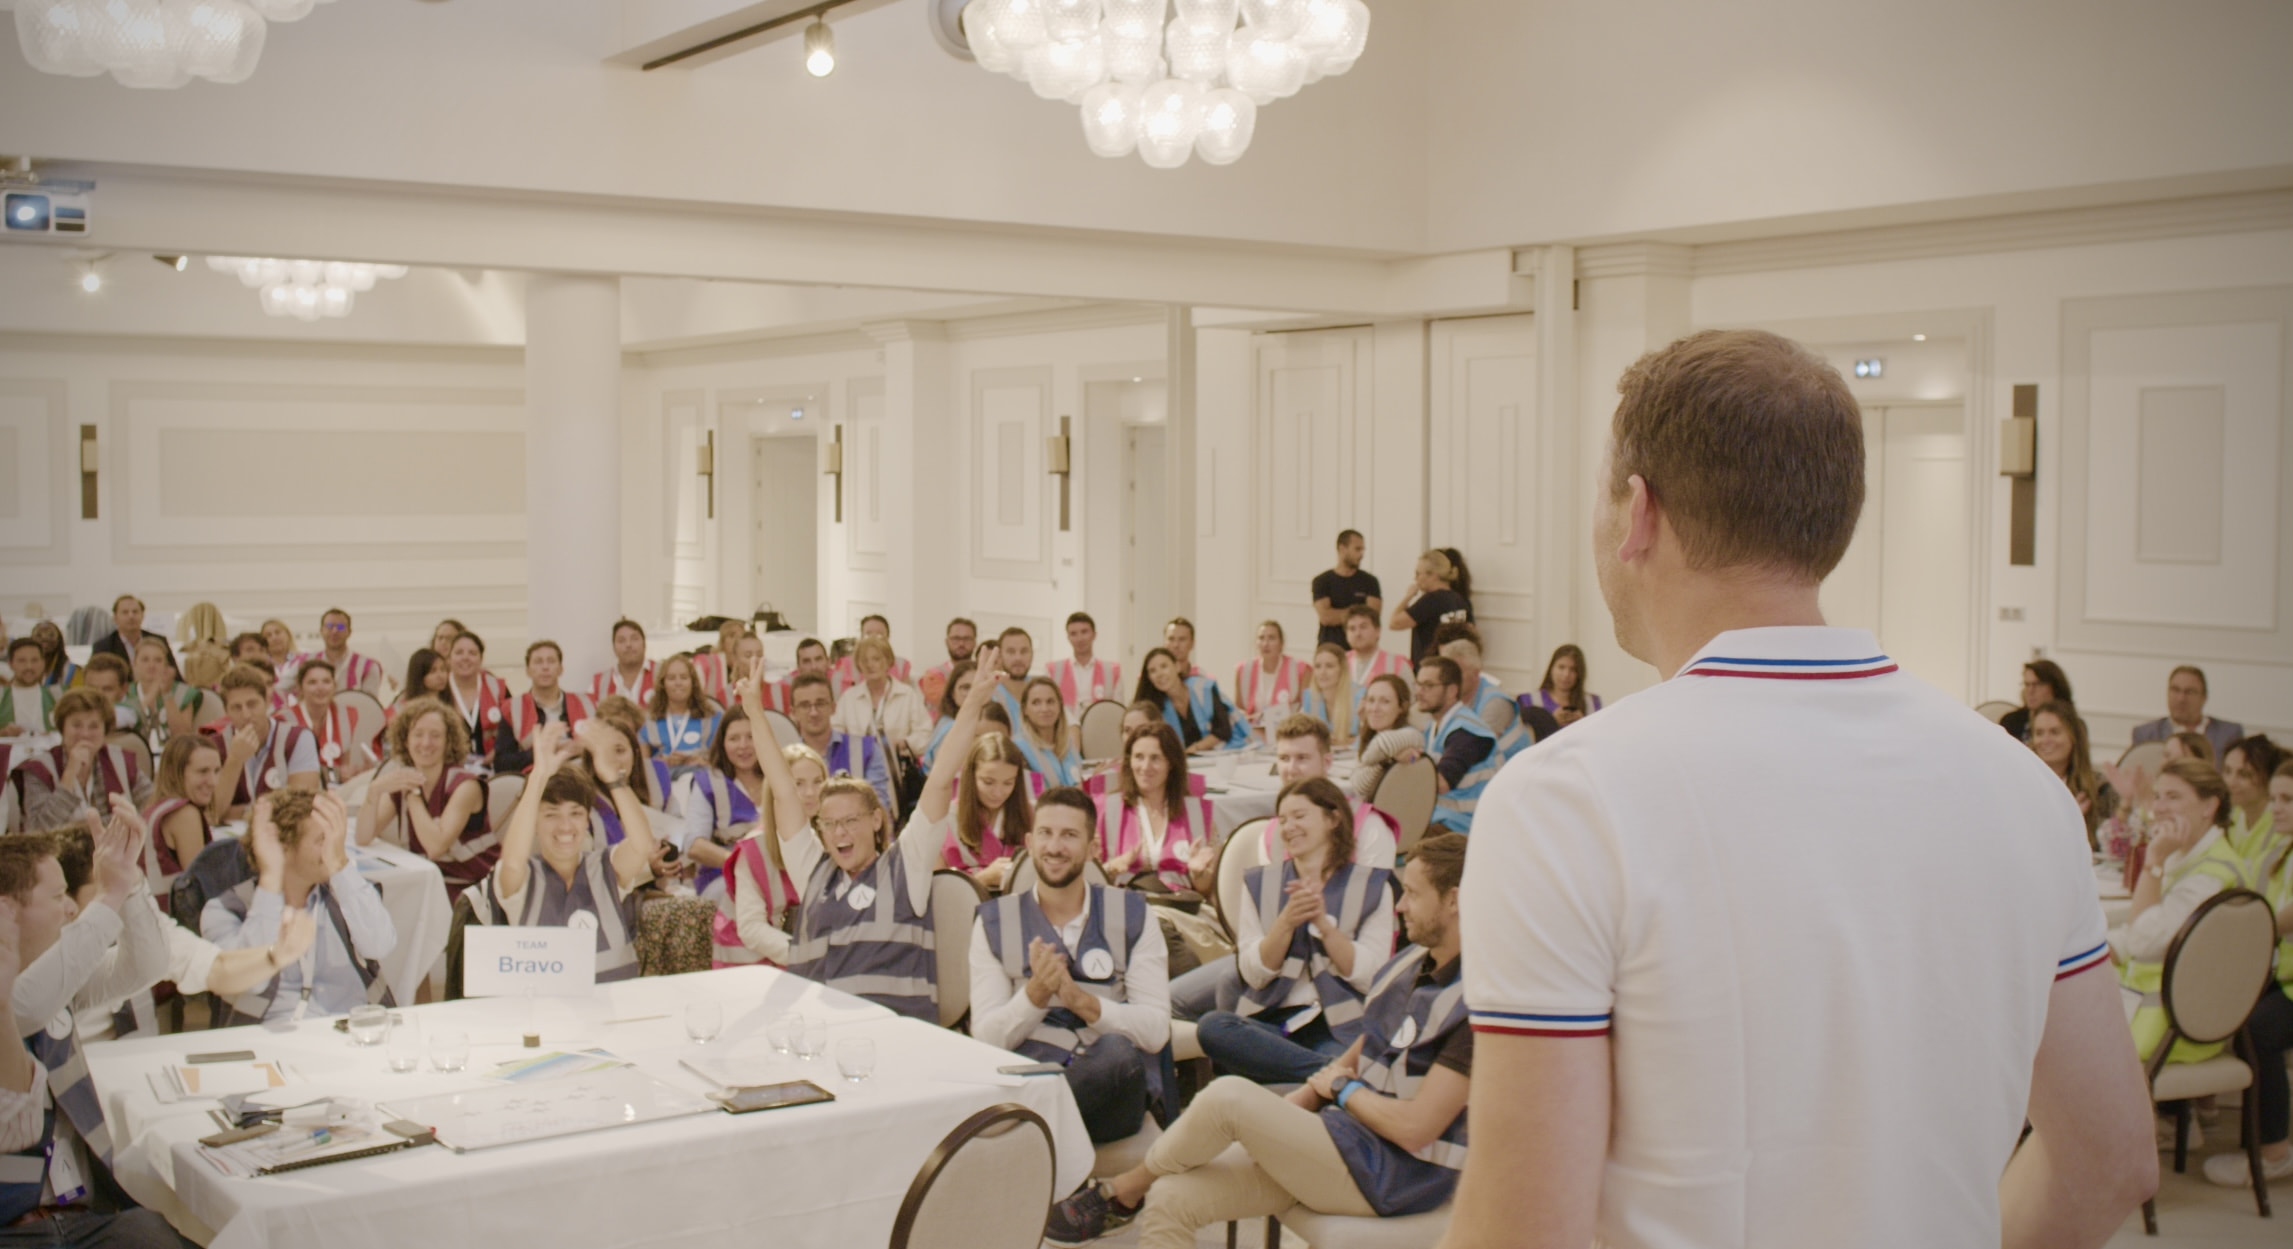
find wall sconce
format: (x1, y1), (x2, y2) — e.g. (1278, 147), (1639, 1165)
(1045, 415), (1072, 532)
(823, 425), (844, 523)
(2002, 384), (2037, 566)
(696, 430), (716, 520)
(79, 425), (98, 519)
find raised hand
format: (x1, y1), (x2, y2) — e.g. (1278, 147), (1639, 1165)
(530, 722), (568, 783)
(1279, 877), (1326, 932)
(250, 795), (287, 883)
(1025, 937), (1067, 1008)
(573, 718), (623, 782)
(311, 792), (351, 875)
(93, 796), (147, 905)
(0, 900), (19, 1002)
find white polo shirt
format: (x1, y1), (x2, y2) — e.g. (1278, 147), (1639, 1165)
(1461, 627), (2107, 1249)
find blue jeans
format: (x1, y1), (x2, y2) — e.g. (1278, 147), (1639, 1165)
(1195, 1010), (1345, 1086)
(1168, 960), (1244, 1022)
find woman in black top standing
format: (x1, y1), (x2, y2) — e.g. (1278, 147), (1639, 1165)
(1389, 548), (1474, 664)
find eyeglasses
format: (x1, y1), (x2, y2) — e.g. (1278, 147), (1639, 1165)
(818, 815), (875, 835)
(794, 700), (833, 713)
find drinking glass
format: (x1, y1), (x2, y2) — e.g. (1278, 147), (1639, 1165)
(800, 1018), (828, 1061)
(835, 1038), (876, 1083)
(767, 1012), (800, 1055)
(427, 1029), (471, 1073)
(347, 1005), (388, 1047)
(385, 1016), (422, 1073)
(685, 1001), (723, 1044)
(1213, 754), (1237, 785)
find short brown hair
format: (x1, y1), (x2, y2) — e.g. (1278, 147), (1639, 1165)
(1273, 714), (1331, 752)
(525, 640), (563, 665)
(264, 790), (321, 854)
(0, 833), (58, 900)
(2157, 758), (2233, 830)
(1411, 832), (1468, 895)
(53, 688), (110, 734)
(218, 664), (273, 700)
(84, 653), (130, 684)
(1610, 329), (1864, 580)
(2169, 664), (2208, 695)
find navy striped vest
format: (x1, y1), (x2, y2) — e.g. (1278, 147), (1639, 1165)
(0, 1017), (110, 1223)
(480, 849), (640, 983)
(1235, 861), (1392, 1044)
(789, 848), (936, 1020)
(1321, 946), (1470, 1215)
(977, 886), (1149, 1063)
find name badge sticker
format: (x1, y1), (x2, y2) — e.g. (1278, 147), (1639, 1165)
(1390, 1015), (1418, 1050)
(1079, 948), (1115, 980)
(846, 883), (877, 911)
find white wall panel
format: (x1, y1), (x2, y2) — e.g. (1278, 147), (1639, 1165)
(1252, 329), (1372, 654)
(0, 379), (68, 564)
(969, 366), (1054, 582)
(1429, 315), (1540, 687)
(846, 376), (888, 571)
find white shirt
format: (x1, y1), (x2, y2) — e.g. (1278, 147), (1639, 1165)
(1461, 628), (2107, 1249)
(967, 886), (1171, 1055)
(832, 679), (934, 756)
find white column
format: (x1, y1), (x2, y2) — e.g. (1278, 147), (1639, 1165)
(865, 321), (958, 654)
(525, 274), (623, 683)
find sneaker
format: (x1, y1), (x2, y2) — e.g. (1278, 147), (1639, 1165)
(2155, 1117), (2202, 1152)
(2203, 1149), (2293, 1188)
(1044, 1181), (1139, 1246)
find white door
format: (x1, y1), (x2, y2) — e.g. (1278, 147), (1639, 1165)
(1818, 403), (1970, 697)
(1125, 424), (1169, 673)
(751, 436), (818, 631)
(1427, 315), (1539, 687)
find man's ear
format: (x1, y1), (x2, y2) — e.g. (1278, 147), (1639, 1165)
(1615, 474), (1663, 567)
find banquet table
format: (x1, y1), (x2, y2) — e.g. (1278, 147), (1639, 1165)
(1201, 745), (1360, 837)
(86, 965), (1093, 1249)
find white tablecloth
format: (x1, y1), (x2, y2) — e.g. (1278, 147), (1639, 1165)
(2096, 862), (2133, 928)
(86, 966), (1092, 1249)
(1202, 747), (1358, 838)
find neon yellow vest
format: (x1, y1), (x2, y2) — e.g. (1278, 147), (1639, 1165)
(2265, 839), (2293, 989)
(2119, 833), (2257, 1065)
(2226, 807), (2281, 875)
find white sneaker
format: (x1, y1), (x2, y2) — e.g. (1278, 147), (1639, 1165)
(2204, 1149), (2293, 1188)
(2156, 1117), (2203, 1152)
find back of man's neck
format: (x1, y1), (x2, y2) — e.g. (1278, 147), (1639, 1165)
(1643, 573), (1826, 679)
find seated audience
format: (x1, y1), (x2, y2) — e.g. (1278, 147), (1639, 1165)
(258, 618), (300, 689)
(179, 641), (229, 692)
(28, 619), (78, 689)
(1342, 606), (1410, 706)
(2223, 734), (2285, 863)
(692, 618), (747, 705)
(2208, 760), (2293, 1187)
(144, 735), (221, 883)
(919, 616), (980, 715)
(1436, 623), (1530, 760)
(498, 639), (593, 774)
(990, 627), (1039, 726)
(90, 594), (171, 671)
(831, 614), (913, 694)
(1096, 722), (1218, 893)
(476, 722), (658, 983)
(1298, 643), (1356, 742)
(774, 662), (1001, 1020)
(2132, 664), (2245, 762)
(1047, 833), (1472, 1246)
(1233, 620), (1308, 734)
(311, 608), (384, 697)
(1046, 612), (1123, 711)
(1525, 641), (1603, 728)
(389, 647), (452, 730)
(1999, 658), (2072, 743)
(1162, 618), (1204, 678)
(833, 638), (932, 757)
(357, 699), (493, 898)
(125, 637), (200, 749)
(676, 699), (785, 900)
(1, 638), (54, 736)
(428, 618), (468, 658)
(575, 708), (676, 848)
(203, 790), (394, 1024)
(1136, 647), (1249, 754)
(722, 631), (790, 715)
(1013, 677), (1086, 787)
(2165, 730), (2214, 766)
(211, 665), (319, 819)
(78, 653), (139, 731)
(941, 733), (1036, 887)
(440, 631), (512, 767)
(21, 690), (154, 829)
(789, 671), (893, 812)
(2029, 700), (2114, 842)
(972, 785), (1171, 1146)
(642, 653), (722, 768)
(717, 675), (826, 968)
(2112, 759), (2256, 1066)
(592, 618), (657, 705)
(920, 660), (979, 771)
(1346, 674), (1424, 804)
(228, 632), (265, 665)
(1410, 657), (1498, 835)
(284, 659), (374, 786)
(1388, 548), (1474, 665)
(1197, 777), (1395, 1084)
(793, 635), (833, 683)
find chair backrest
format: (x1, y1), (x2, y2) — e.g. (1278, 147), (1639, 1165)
(759, 708), (802, 749)
(336, 690), (386, 750)
(65, 606), (108, 647)
(890, 1103), (1055, 1249)
(1482, 697), (1517, 734)
(1975, 699), (2018, 724)
(930, 869), (987, 1029)
(105, 732), (154, 785)
(2117, 739), (2168, 776)
(1077, 699), (1128, 762)
(170, 836), (252, 934)
(2158, 887), (2278, 1055)
(1214, 817), (1273, 942)
(486, 773), (527, 834)
(1373, 757), (1438, 856)
(192, 690), (224, 729)
(1002, 850), (1108, 897)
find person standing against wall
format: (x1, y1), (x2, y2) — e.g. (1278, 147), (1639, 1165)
(1312, 530), (1382, 651)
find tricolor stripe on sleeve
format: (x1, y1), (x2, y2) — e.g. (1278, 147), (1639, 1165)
(2055, 941), (2111, 980)
(1470, 1009), (1612, 1038)
(1679, 654), (1899, 681)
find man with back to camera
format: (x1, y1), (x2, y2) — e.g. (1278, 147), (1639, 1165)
(1441, 330), (2155, 1249)
(1312, 529), (1382, 651)
(2129, 665), (2244, 763)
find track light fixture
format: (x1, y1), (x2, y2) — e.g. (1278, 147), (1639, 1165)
(804, 18), (836, 76)
(154, 254), (187, 271)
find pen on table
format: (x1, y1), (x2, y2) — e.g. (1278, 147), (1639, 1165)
(602, 1014), (669, 1025)
(279, 1128), (334, 1156)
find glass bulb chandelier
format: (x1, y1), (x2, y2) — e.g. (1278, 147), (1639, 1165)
(204, 255), (408, 322)
(13, 0), (337, 89)
(961, 0), (1368, 168)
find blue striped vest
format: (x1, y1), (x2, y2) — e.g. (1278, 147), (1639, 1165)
(1468, 677), (1531, 763)
(689, 770), (762, 897)
(789, 848), (937, 1021)
(977, 886), (1150, 1063)
(1235, 861), (1392, 1044)
(1426, 704), (1498, 833)
(1322, 945), (1469, 1215)
(825, 732), (892, 812)
(0, 1017), (111, 1223)
(480, 849), (641, 983)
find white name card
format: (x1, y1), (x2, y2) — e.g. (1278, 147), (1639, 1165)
(464, 926), (598, 999)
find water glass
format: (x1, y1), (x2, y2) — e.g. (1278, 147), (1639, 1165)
(427, 1029), (471, 1073)
(767, 1012), (800, 1055)
(1213, 755), (1237, 785)
(685, 1001), (723, 1045)
(800, 1017), (828, 1061)
(347, 1005), (389, 1047)
(385, 1016), (422, 1073)
(834, 1038), (876, 1083)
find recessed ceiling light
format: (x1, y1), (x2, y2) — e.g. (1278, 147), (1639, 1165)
(1912, 333), (1926, 342)
(1130, 376), (1142, 383)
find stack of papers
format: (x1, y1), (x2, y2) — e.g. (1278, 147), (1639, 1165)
(151, 1061), (292, 1104)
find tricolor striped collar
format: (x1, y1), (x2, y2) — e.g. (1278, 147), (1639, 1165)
(1675, 628), (1897, 682)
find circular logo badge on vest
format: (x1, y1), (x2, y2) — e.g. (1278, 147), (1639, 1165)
(486, 707), (503, 725)
(1390, 1016), (1418, 1049)
(264, 767), (284, 789)
(846, 883), (877, 911)
(1080, 948), (1115, 980)
(320, 742), (342, 765)
(567, 910), (598, 932)
(1168, 839), (1188, 861)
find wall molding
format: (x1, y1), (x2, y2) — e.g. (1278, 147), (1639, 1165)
(1574, 242), (1694, 280)
(0, 330), (522, 366)
(940, 303), (1168, 341)
(968, 365), (1055, 584)
(0, 378), (72, 567)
